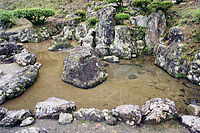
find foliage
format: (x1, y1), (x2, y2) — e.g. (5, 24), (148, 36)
(114, 13), (130, 25)
(132, 0), (151, 13)
(147, 1), (173, 13)
(13, 8), (55, 25)
(94, 6), (104, 11)
(88, 17), (98, 28)
(194, 9), (200, 23)
(74, 10), (86, 20)
(0, 10), (13, 24)
(191, 29), (200, 42)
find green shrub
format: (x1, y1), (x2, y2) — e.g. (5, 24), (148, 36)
(132, 0), (151, 13)
(0, 10), (13, 24)
(114, 13), (130, 25)
(88, 17), (98, 27)
(94, 6), (104, 11)
(13, 8), (55, 25)
(147, 1), (173, 13)
(74, 10), (86, 20)
(194, 9), (200, 23)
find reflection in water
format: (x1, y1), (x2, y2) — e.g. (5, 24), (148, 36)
(2, 40), (200, 113)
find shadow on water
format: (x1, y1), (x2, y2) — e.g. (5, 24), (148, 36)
(2, 40), (200, 113)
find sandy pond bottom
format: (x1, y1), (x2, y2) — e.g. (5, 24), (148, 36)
(2, 40), (200, 113)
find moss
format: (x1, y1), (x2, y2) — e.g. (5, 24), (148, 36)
(114, 13), (130, 25)
(175, 73), (184, 78)
(74, 10), (86, 21)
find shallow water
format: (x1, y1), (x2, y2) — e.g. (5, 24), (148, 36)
(2, 40), (200, 113)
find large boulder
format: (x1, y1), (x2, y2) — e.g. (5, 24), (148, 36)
(187, 52), (200, 85)
(110, 26), (137, 59)
(95, 6), (116, 56)
(180, 115), (200, 133)
(112, 105), (142, 126)
(62, 47), (107, 88)
(145, 10), (166, 51)
(34, 97), (76, 119)
(0, 109), (32, 127)
(142, 98), (178, 124)
(155, 43), (188, 78)
(80, 28), (96, 48)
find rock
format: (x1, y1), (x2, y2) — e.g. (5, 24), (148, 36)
(48, 41), (72, 51)
(66, 13), (81, 27)
(105, 115), (117, 125)
(16, 127), (47, 133)
(62, 47), (107, 88)
(129, 75), (138, 79)
(14, 49), (36, 66)
(187, 52), (200, 85)
(0, 109), (32, 127)
(0, 107), (8, 120)
(75, 22), (88, 41)
(130, 15), (149, 27)
(20, 117), (34, 127)
(186, 104), (200, 116)
(0, 90), (5, 104)
(136, 40), (145, 54)
(155, 43), (188, 78)
(167, 26), (185, 45)
(34, 97), (76, 119)
(80, 28), (95, 48)
(0, 70), (3, 75)
(112, 105), (142, 126)
(180, 115), (200, 133)
(0, 64), (40, 100)
(142, 98), (178, 124)
(95, 6), (116, 56)
(58, 113), (73, 125)
(60, 26), (75, 40)
(110, 26), (137, 59)
(145, 10), (166, 51)
(74, 108), (103, 122)
(103, 55), (119, 63)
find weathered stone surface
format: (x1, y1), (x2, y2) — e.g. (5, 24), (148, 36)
(103, 55), (119, 63)
(0, 107), (8, 120)
(66, 13), (81, 27)
(180, 115), (200, 133)
(62, 47), (107, 88)
(58, 113), (73, 125)
(74, 108), (103, 122)
(95, 6), (116, 54)
(136, 40), (145, 54)
(0, 109), (32, 127)
(0, 90), (5, 104)
(34, 97), (76, 119)
(0, 64), (40, 100)
(145, 10), (166, 50)
(20, 117), (34, 127)
(112, 105), (142, 126)
(14, 49), (36, 66)
(80, 28), (95, 48)
(110, 26), (137, 59)
(48, 41), (72, 51)
(187, 52), (200, 85)
(16, 127), (47, 133)
(155, 43), (188, 78)
(167, 26), (185, 45)
(130, 15), (149, 27)
(75, 22), (88, 41)
(60, 26), (75, 40)
(186, 104), (200, 116)
(142, 98), (178, 124)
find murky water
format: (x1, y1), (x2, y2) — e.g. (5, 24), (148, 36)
(2, 40), (200, 113)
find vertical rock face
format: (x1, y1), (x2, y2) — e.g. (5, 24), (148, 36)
(95, 6), (116, 56)
(110, 26), (137, 59)
(34, 97), (76, 119)
(75, 22), (88, 41)
(62, 47), (107, 88)
(145, 10), (166, 50)
(167, 26), (185, 45)
(142, 98), (178, 124)
(155, 43), (188, 78)
(187, 52), (200, 85)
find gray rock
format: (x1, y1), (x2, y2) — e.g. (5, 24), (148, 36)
(112, 105), (142, 126)
(14, 49), (36, 66)
(155, 43), (188, 78)
(74, 108), (103, 122)
(186, 104), (200, 116)
(62, 47), (107, 88)
(0, 107), (8, 120)
(58, 113), (73, 125)
(105, 115), (117, 125)
(0, 90), (5, 104)
(80, 28), (95, 48)
(34, 97), (76, 119)
(60, 26), (75, 40)
(20, 117), (34, 127)
(48, 41), (72, 51)
(16, 127), (47, 133)
(103, 55), (119, 63)
(0, 109), (32, 127)
(136, 40), (145, 54)
(75, 22), (88, 41)
(110, 26), (137, 59)
(66, 13), (81, 27)
(180, 115), (200, 133)
(130, 15), (149, 27)
(145, 10), (166, 51)
(142, 98), (178, 124)
(0, 70), (3, 76)
(187, 52), (200, 85)
(167, 26), (185, 45)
